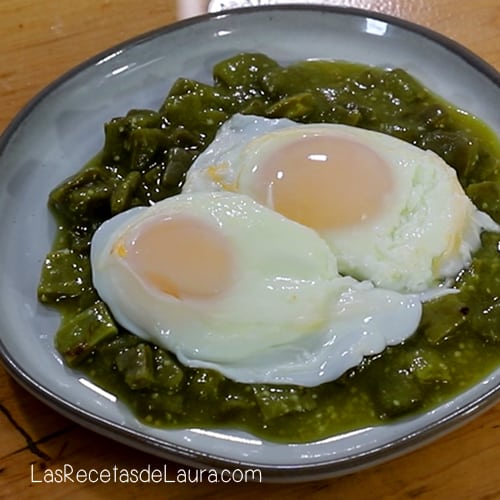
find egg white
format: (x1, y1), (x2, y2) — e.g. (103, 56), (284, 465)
(183, 114), (500, 293)
(91, 191), (422, 386)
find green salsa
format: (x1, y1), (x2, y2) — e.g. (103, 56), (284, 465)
(38, 53), (500, 443)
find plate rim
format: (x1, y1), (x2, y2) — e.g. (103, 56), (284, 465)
(0, 4), (499, 482)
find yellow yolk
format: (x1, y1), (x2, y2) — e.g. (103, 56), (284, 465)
(207, 163), (236, 191)
(245, 134), (394, 230)
(117, 216), (234, 299)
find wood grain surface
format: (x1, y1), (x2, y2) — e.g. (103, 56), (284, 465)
(1, 1), (499, 498)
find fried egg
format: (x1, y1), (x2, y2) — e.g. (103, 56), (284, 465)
(183, 114), (499, 293)
(91, 191), (422, 386)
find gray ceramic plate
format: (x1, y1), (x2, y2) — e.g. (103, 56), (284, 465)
(0, 6), (499, 482)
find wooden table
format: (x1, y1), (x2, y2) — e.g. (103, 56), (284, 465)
(1, 1), (499, 498)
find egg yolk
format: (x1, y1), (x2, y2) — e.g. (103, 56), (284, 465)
(119, 216), (234, 299)
(247, 134), (394, 230)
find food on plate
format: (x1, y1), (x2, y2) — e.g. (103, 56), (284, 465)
(183, 114), (499, 292)
(91, 190), (422, 386)
(38, 53), (500, 442)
